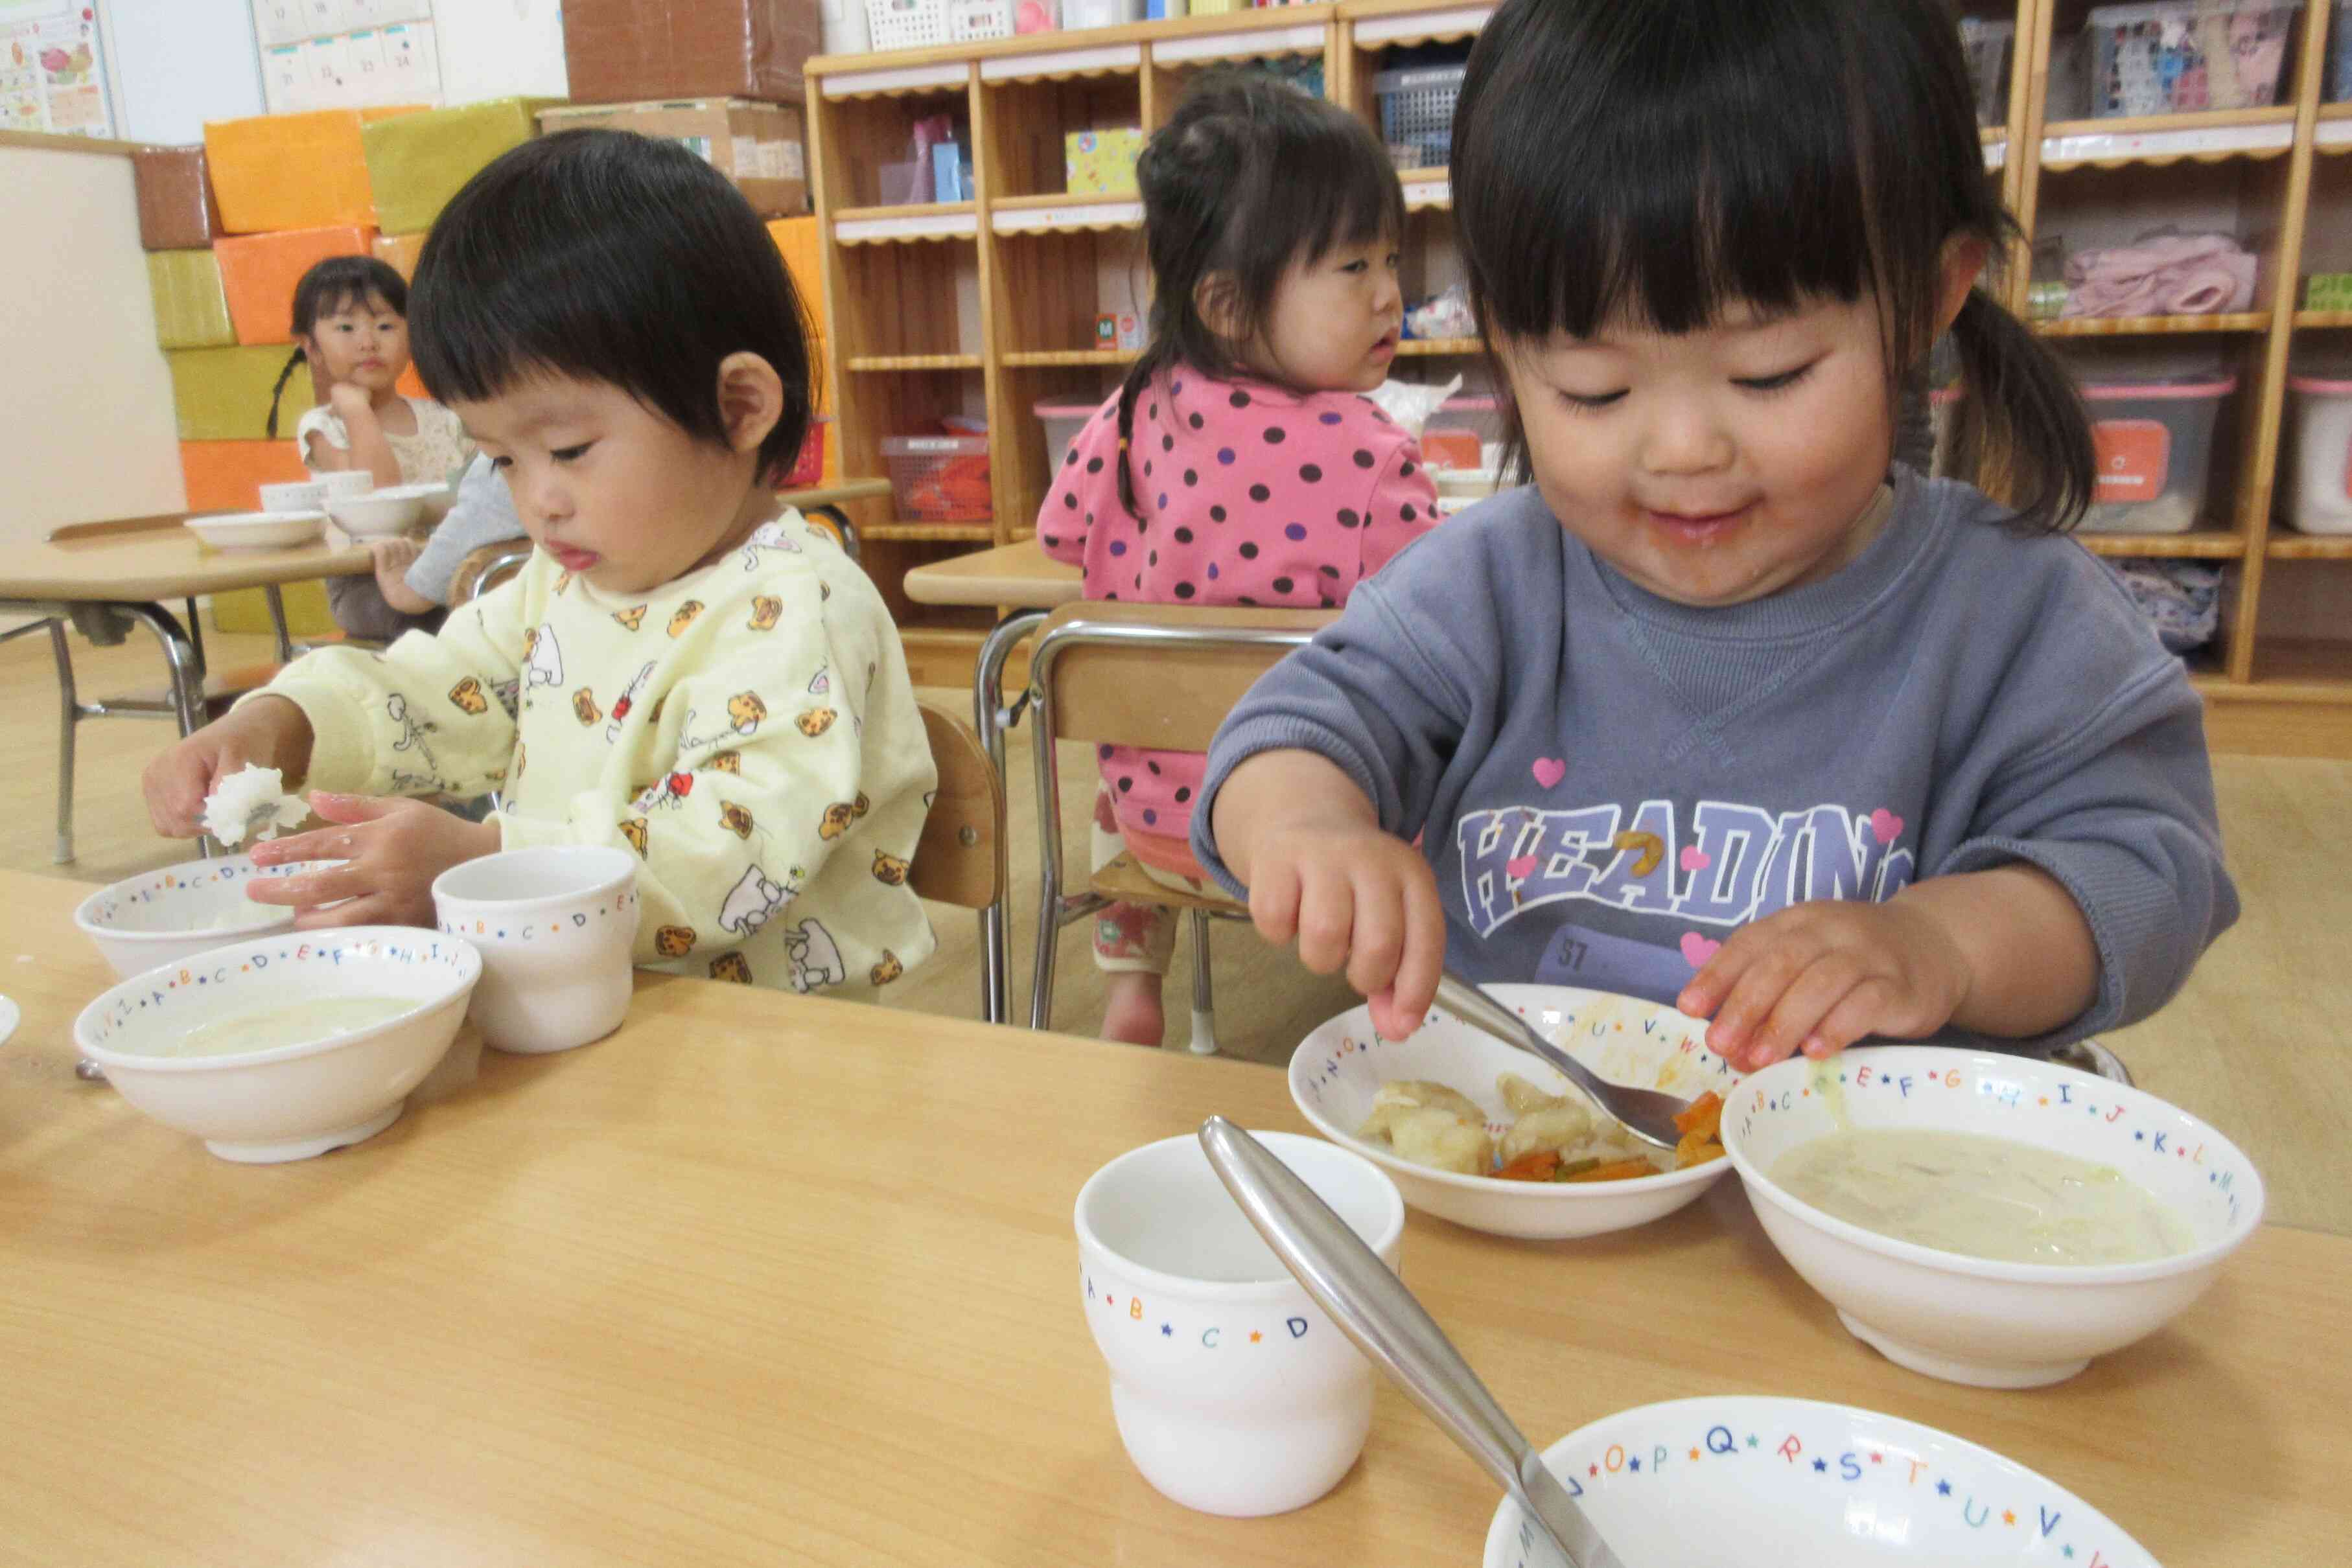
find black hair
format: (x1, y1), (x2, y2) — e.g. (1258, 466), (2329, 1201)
(1451, 0), (2093, 534)
(1113, 69), (1406, 516)
(266, 255), (408, 439)
(407, 128), (813, 476)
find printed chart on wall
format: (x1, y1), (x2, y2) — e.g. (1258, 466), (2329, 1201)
(0, 0), (111, 139)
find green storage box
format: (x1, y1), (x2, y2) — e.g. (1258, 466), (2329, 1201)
(362, 97), (559, 236)
(146, 250), (236, 349)
(167, 346), (314, 443)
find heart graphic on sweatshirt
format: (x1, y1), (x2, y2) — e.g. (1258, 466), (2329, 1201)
(1505, 855), (1539, 881)
(1531, 757), (1567, 789)
(1679, 846), (1712, 873)
(1869, 808), (1905, 846)
(1679, 932), (1721, 967)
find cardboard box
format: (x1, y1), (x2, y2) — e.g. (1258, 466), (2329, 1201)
(148, 251), (237, 350)
(215, 225), (378, 346)
(204, 106), (426, 233)
(539, 98), (805, 217)
(168, 346), (317, 442)
(1065, 128), (1142, 196)
(364, 96), (556, 235)
(373, 229), (426, 281)
(132, 146), (226, 252)
(560, 0), (820, 107)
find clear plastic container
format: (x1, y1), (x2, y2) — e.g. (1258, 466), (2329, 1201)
(2080, 375), (2237, 534)
(2085, 1), (2301, 117)
(867, 0), (953, 51)
(1959, 17), (2016, 124)
(2285, 373), (2352, 532)
(1034, 398), (1098, 476)
(881, 435), (994, 522)
(1064, 0), (1145, 27)
(1373, 64), (1467, 170)
(1420, 393), (1502, 471)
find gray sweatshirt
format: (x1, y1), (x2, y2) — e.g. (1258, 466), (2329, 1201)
(1191, 468), (2236, 1048)
(404, 454), (528, 608)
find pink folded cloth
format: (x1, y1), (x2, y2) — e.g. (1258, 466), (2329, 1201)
(2061, 231), (2257, 318)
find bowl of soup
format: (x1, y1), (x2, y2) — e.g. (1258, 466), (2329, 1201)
(74, 854), (307, 978)
(1719, 1046), (2263, 1388)
(73, 927), (481, 1164)
(1482, 1395), (2155, 1566)
(1289, 986), (1740, 1240)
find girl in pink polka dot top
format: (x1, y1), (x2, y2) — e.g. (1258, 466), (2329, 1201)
(1037, 71), (1441, 1047)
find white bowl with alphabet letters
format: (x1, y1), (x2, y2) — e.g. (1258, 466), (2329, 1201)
(432, 846), (640, 1053)
(1482, 1396), (2155, 1567)
(1290, 986), (1738, 1240)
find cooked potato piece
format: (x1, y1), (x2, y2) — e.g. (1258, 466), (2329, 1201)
(1499, 1102), (1596, 1163)
(1380, 1106), (1494, 1175)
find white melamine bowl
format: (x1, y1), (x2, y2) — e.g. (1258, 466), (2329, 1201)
(74, 854), (305, 978)
(326, 484), (439, 538)
(185, 511), (325, 549)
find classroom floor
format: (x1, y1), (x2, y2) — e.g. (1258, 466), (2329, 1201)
(6, 623), (2346, 1235)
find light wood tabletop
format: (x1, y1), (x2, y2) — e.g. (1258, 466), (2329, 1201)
(0, 514), (372, 605)
(1, 866), (2342, 1565)
(902, 536), (1080, 610)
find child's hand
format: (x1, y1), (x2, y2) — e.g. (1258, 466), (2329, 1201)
(1245, 820), (1447, 1040)
(141, 696), (314, 838)
(246, 794), (500, 929)
(368, 537), (435, 615)
(1676, 899), (1973, 1074)
(328, 382), (374, 419)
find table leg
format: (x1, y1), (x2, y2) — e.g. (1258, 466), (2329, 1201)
(973, 609), (1047, 1028)
(264, 584), (295, 665)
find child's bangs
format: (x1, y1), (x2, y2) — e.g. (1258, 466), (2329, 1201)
(1294, 116), (1406, 261)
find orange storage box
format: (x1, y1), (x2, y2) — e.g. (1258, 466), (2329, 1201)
(215, 225), (378, 346)
(373, 231), (426, 281)
(179, 440), (309, 511)
(203, 106), (426, 233)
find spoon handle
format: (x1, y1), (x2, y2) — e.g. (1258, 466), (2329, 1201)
(1198, 1118), (1621, 1568)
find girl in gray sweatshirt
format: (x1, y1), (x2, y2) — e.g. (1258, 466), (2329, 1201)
(1193, 0), (2235, 1074)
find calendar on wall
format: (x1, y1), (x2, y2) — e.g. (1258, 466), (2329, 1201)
(0, 0), (113, 138)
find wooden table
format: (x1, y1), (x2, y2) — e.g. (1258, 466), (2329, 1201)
(902, 538), (1084, 1024)
(1, 867), (2342, 1565)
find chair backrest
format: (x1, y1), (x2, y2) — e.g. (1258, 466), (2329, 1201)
(450, 542), (534, 606)
(1030, 601), (1334, 752)
(909, 697), (1005, 910)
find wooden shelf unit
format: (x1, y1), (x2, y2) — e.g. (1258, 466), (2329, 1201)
(806, 0), (2352, 750)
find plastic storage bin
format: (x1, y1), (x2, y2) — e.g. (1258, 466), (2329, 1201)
(949, 0), (1014, 42)
(867, 0), (953, 52)
(2085, 1), (2301, 117)
(2080, 374), (2236, 533)
(1374, 64), (1467, 170)
(782, 417), (830, 490)
(2286, 374), (2352, 531)
(1420, 394), (1504, 471)
(1035, 399), (1098, 474)
(1959, 17), (2016, 124)
(2331, 0), (2352, 98)
(1064, 0), (1145, 27)
(883, 435), (994, 522)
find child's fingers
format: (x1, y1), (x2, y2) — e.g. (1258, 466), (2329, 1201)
(1246, 857), (1303, 944)
(1677, 930), (1761, 1019)
(1741, 952), (1868, 1070)
(307, 792), (399, 825)
(1700, 938), (1813, 1063)
(1340, 870), (1407, 1005)
(1804, 977), (1900, 1059)
(292, 894), (389, 931)
(245, 859), (372, 908)
(1292, 862), (1356, 976)
(1386, 862), (1447, 1035)
(248, 822), (360, 867)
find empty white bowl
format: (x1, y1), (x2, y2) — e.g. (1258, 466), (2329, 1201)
(1720, 1046), (2264, 1388)
(1289, 986), (1738, 1240)
(73, 927), (482, 1163)
(326, 484), (440, 539)
(257, 479), (328, 513)
(75, 854), (305, 978)
(185, 511), (325, 549)
(1484, 1396), (2154, 1566)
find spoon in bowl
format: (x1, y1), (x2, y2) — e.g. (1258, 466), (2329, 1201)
(1432, 972), (1687, 1152)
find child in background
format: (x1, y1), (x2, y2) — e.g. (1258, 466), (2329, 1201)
(266, 255), (472, 641)
(370, 453), (530, 615)
(148, 130), (936, 1000)
(1194, 0), (2236, 1071)
(1038, 71), (1439, 1047)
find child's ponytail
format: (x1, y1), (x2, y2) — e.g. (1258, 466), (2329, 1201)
(1942, 291), (2095, 536)
(264, 347), (306, 440)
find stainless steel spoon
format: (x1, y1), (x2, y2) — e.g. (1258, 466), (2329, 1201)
(1199, 1116), (1625, 1568)
(1432, 972), (1687, 1152)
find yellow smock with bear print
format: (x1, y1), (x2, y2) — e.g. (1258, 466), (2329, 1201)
(259, 510), (937, 999)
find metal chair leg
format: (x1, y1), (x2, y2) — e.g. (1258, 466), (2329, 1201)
(264, 584), (295, 664)
(1185, 907), (1219, 1056)
(49, 620), (76, 865)
(974, 610), (1044, 1028)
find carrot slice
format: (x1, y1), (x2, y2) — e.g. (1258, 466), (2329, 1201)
(1495, 1149), (1561, 1182)
(1563, 1158), (1659, 1183)
(1673, 1090), (1724, 1140)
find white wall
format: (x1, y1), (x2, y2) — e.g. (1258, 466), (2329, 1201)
(0, 144), (186, 548)
(102, 0), (266, 145)
(431, 0), (567, 106)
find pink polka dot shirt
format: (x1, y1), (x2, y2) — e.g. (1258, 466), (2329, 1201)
(1037, 365), (1441, 870)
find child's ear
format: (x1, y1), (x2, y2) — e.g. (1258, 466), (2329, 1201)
(1193, 271), (1246, 342)
(714, 352), (785, 456)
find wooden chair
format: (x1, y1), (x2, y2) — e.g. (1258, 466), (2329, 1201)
(910, 697), (1008, 1023)
(1025, 601), (1331, 1051)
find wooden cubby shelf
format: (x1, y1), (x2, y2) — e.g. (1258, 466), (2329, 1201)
(800, 0), (2352, 751)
